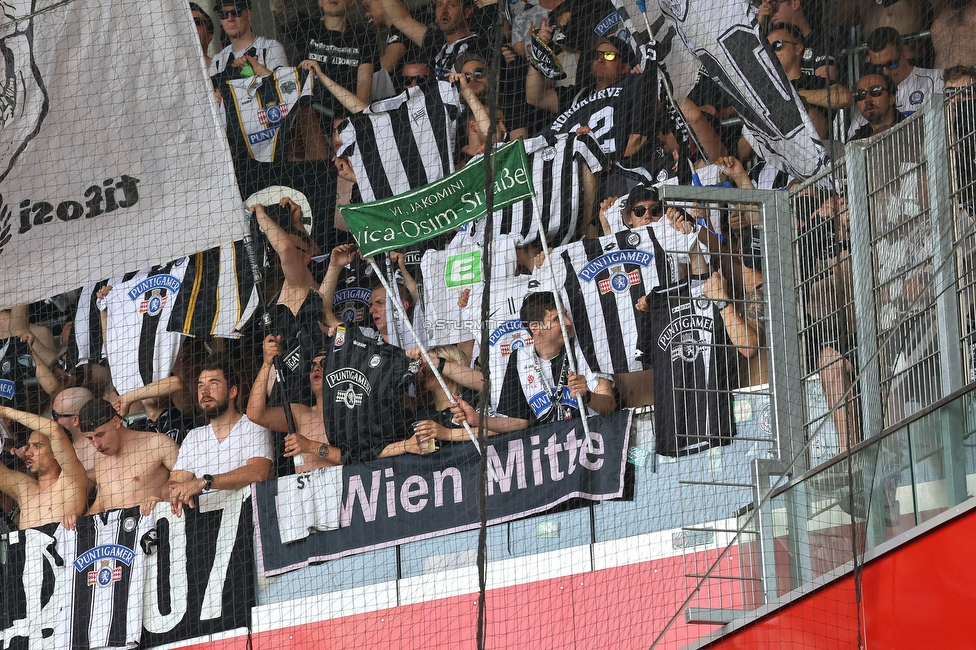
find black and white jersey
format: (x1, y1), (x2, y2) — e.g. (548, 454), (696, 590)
(330, 255), (376, 330)
(99, 261), (188, 396)
(0, 524), (66, 647)
(421, 31), (489, 79)
(459, 274), (541, 409)
(321, 325), (419, 463)
(495, 343), (603, 423)
(336, 80), (462, 202)
(640, 283), (738, 457)
(659, 1), (829, 180)
(467, 133), (607, 247)
(166, 240), (260, 340)
(550, 72), (650, 160)
(219, 66), (314, 163)
(65, 507), (154, 650)
(0, 337), (35, 411)
(69, 281), (109, 370)
(551, 223), (703, 375)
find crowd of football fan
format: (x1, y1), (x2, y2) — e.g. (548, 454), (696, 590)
(2, 0), (976, 531)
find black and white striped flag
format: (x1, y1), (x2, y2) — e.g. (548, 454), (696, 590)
(166, 241), (260, 340)
(551, 222), (703, 375)
(336, 80), (463, 203)
(468, 133), (607, 247)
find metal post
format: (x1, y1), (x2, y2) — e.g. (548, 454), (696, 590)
(922, 93), (965, 396)
(844, 143), (885, 438)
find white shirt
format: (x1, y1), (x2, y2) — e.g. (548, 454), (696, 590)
(174, 414), (273, 478)
(208, 35), (288, 77)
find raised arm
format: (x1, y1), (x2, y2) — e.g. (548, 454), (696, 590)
(319, 243), (360, 330)
(447, 72), (492, 139)
(299, 60), (369, 114)
(246, 335), (290, 432)
(375, 0), (429, 47)
(114, 375), (183, 416)
(389, 251), (420, 304)
(0, 405), (86, 482)
(525, 61), (559, 114)
(252, 203), (315, 289)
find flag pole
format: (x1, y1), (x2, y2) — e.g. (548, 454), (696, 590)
(527, 194), (597, 453)
(364, 257), (487, 455)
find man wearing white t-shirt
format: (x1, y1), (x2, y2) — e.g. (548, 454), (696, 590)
(168, 356), (273, 513)
(208, 0), (288, 79)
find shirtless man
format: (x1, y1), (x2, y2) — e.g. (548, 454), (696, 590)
(79, 398), (178, 515)
(247, 336), (341, 470)
(0, 405), (87, 528)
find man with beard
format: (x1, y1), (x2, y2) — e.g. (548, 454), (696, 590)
(79, 398), (178, 515)
(849, 73), (903, 141)
(168, 356), (273, 513)
(0, 405), (87, 528)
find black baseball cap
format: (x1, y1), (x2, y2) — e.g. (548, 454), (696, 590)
(78, 398), (120, 432)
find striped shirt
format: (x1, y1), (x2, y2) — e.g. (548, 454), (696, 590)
(468, 132), (607, 246)
(336, 80), (462, 203)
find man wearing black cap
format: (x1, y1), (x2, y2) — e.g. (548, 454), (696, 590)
(208, 0), (288, 79)
(79, 399), (179, 516)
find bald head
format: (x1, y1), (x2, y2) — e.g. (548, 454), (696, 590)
(52, 387), (94, 438)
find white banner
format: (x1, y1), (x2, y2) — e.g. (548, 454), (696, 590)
(0, 0), (244, 309)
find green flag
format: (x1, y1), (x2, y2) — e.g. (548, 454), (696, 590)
(339, 139), (534, 258)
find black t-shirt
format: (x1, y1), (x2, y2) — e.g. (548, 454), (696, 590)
(263, 290), (327, 408)
(800, 25), (838, 77)
(496, 346), (574, 424)
(849, 109), (905, 142)
(322, 325), (419, 463)
(306, 22), (377, 115)
(551, 72), (651, 161)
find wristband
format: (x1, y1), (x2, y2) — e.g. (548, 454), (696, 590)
(713, 299), (730, 311)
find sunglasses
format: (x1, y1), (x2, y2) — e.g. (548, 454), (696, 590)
(51, 410), (77, 420)
(216, 7), (245, 19)
(596, 50), (620, 61)
(193, 17), (206, 27)
(630, 204), (663, 218)
(872, 59), (900, 73)
(403, 74), (428, 87)
(853, 85), (887, 101)
(771, 40), (800, 52)
(310, 358), (325, 371)
(463, 68), (486, 81)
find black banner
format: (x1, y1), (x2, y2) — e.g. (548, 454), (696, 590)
(0, 490), (253, 649)
(254, 411), (632, 577)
